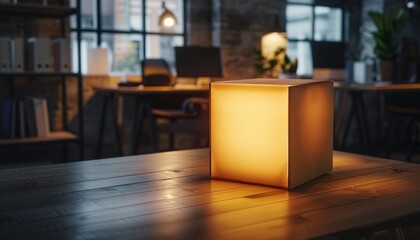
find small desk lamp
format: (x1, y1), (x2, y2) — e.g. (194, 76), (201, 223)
(211, 79), (333, 189)
(261, 14), (288, 58)
(261, 32), (288, 58)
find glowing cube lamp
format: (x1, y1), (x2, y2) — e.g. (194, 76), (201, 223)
(211, 79), (333, 189)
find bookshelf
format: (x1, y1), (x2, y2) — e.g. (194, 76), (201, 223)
(0, 2), (84, 160)
(0, 3), (77, 18)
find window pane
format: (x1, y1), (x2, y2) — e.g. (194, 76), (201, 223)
(145, 35), (183, 70)
(71, 32), (97, 74)
(286, 5), (312, 40)
(101, 0), (143, 31)
(146, 0), (184, 33)
(314, 7), (342, 41)
(70, 0), (96, 29)
(101, 33), (143, 74)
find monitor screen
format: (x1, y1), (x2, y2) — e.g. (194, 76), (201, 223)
(175, 46), (223, 78)
(311, 42), (345, 69)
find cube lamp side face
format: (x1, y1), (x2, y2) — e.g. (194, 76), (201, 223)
(288, 81), (334, 188)
(210, 82), (290, 187)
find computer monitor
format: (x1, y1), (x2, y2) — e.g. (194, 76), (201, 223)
(175, 46), (223, 78)
(311, 42), (346, 80)
(311, 41), (345, 69)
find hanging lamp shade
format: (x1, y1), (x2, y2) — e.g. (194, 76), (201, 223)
(159, 2), (178, 29)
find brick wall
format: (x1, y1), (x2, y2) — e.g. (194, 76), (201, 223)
(213, 0), (286, 79)
(187, 0), (286, 79)
(187, 0), (212, 45)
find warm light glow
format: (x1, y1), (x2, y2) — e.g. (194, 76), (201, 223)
(211, 79), (333, 189)
(261, 32), (288, 58)
(162, 17), (176, 27)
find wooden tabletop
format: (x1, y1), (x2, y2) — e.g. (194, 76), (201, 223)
(95, 85), (209, 95)
(1, 149), (420, 239)
(334, 82), (420, 92)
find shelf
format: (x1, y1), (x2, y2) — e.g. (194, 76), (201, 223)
(0, 131), (78, 145)
(0, 72), (79, 77)
(0, 3), (77, 18)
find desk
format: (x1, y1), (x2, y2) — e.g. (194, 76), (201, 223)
(2, 149), (420, 239)
(335, 82), (420, 155)
(94, 85), (209, 157)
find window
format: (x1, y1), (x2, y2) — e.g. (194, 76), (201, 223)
(70, 0), (185, 74)
(286, 1), (344, 75)
(314, 6), (342, 41)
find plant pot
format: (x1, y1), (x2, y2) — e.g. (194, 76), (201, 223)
(379, 60), (395, 82)
(353, 61), (374, 84)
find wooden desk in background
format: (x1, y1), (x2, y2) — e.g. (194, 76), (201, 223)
(334, 82), (420, 155)
(94, 85), (209, 157)
(2, 149), (420, 239)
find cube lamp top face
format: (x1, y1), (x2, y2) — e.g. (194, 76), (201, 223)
(210, 79), (333, 189)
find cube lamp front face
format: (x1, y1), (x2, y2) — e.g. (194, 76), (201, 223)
(210, 79), (333, 189)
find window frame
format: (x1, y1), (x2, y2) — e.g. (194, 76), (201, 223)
(286, 1), (345, 42)
(70, 0), (186, 73)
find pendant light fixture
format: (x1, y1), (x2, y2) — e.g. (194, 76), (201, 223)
(159, 1), (178, 29)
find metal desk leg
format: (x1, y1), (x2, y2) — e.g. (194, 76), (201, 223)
(131, 98), (145, 155)
(340, 92), (371, 154)
(351, 91), (371, 154)
(96, 93), (123, 158)
(109, 95), (123, 156)
(340, 100), (355, 149)
(353, 93), (366, 153)
(145, 102), (158, 152)
(96, 93), (108, 158)
(334, 90), (349, 148)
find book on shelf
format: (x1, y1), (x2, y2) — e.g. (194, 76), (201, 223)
(0, 97), (50, 139)
(16, 100), (25, 138)
(1, 98), (16, 138)
(24, 99), (37, 137)
(32, 98), (50, 137)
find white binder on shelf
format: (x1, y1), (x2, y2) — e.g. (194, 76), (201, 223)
(53, 38), (71, 73)
(28, 37), (52, 73)
(0, 37), (12, 73)
(11, 37), (24, 73)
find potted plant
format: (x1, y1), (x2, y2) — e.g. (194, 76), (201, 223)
(253, 47), (298, 78)
(368, 2), (408, 82)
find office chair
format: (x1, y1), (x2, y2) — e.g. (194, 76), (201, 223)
(152, 97), (209, 150)
(383, 39), (420, 161)
(141, 59), (175, 86)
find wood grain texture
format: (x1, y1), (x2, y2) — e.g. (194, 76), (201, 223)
(335, 82), (420, 92)
(1, 149), (420, 239)
(0, 131), (77, 145)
